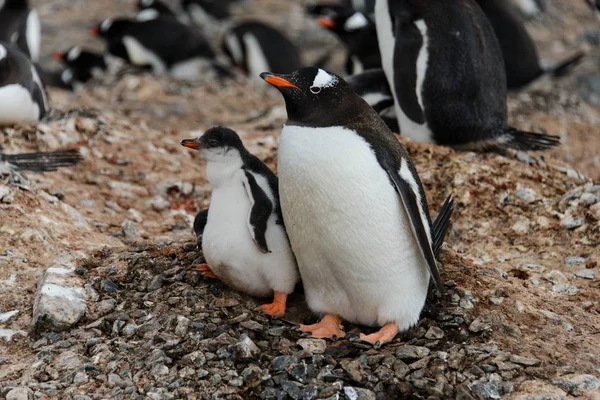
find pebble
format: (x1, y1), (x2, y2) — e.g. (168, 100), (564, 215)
(565, 256), (586, 265)
(122, 323), (138, 337)
(553, 374), (600, 394)
(574, 269), (594, 280)
(151, 196), (170, 211)
(5, 387), (31, 400)
(174, 315), (190, 336)
(296, 338), (327, 356)
(511, 217), (531, 234)
(395, 345), (430, 360)
(560, 216), (584, 230)
(150, 364), (169, 377)
(181, 350), (206, 367)
(343, 386), (376, 400)
(121, 220), (139, 238)
(469, 314), (493, 333)
(127, 208), (143, 223)
(341, 359), (364, 383)
(424, 326), (445, 339)
(100, 279), (118, 295)
(0, 185), (10, 201)
(544, 270), (568, 284)
(509, 355), (540, 366)
(515, 187), (536, 203)
(96, 299), (117, 316)
(551, 283), (579, 295)
(0, 310), (19, 324)
(234, 334), (260, 360)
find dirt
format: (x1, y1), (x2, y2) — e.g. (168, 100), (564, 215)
(1, 0), (600, 399)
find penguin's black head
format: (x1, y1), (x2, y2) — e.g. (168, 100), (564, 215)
(1, 0), (28, 10)
(89, 19), (130, 39)
(181, 127), (246, 162)
(261, 67), (357, 126)
(312, 6), (372, 36)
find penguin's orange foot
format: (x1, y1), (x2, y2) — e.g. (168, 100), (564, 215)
(196, 263), (218, 279)
(260, 291), (288, 318)
(359, 322), (399, 347)
(299, 314), (345, 340)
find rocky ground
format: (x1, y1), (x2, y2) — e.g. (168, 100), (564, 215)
(1, 0), (600, 399)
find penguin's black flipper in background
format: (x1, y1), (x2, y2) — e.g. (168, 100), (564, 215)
(546, 51), (586, 78)
(503, 128), (561, 151)
(1, 149), (83, 172)
(431, 194), (454, 259)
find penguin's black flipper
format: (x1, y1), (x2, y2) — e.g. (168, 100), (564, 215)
(1, 149), (83, 172)
(431, 194), (454, 259)
(384, 161), (443, 292)
(242, 170), (272, 254)
(546, 51), (585, 78)
(504, 128), (561, 151)
(193, 208), (209, 248)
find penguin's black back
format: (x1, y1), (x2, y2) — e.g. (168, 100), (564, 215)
(104, 19), (215, 67)
(226, 22), (302, 74)
(475, 0), (543, 89)
(399, 0), (508, 147)
(0, 1), (29, 56)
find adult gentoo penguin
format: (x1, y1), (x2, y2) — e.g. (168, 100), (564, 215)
(311, 6), (381, 75)
(181, 127), (299, 317)
(261, 67), (453, 345)
(222, 22), (302, 84)
(374, 0), (560, 151)
(90, 18), (219, 81)
(0, 42), (48, 125)
(52, 47), (107, 86)
(0, 0), (40, 62)
(476, 0), (584, 89)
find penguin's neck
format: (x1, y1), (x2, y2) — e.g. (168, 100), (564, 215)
(205, 152), (244, 188)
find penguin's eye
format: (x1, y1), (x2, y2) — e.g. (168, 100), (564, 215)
(310, 86), (321, 94)
(208, 139), (219, 147)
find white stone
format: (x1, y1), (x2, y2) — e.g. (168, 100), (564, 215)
(0, 310), (19, 323)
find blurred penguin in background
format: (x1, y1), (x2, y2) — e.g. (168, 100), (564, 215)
(0, 0), (41, 62)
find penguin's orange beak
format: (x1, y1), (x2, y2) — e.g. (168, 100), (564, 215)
(181, 139), (203, 150)
(89, 27), (100, 36)
(260, 73), (301, 90)
(52, 52), (64, 61)
(316, 17), (336, 28)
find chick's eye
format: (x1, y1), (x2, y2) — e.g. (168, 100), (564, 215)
(310, 86), (321, 94)
(208, 140), (219, 147)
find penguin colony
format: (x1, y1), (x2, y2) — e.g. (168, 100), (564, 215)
(0, 0), (595, 346)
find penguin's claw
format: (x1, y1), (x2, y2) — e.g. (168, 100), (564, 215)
(196, 263), (219, 279)
(359, 322), (399, 347)
(299, 314), (346, 340)
(259, 291), (288, 318)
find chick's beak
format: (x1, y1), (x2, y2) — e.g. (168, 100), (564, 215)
(89, 27), (100, 36)
(181, 139), (203, 149)
(316, 17), (336, 28)
(259, 72), (301, 90)
(52, 52), (64, 61)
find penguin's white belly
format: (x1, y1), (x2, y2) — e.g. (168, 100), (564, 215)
(278, 125), (429, 329)
(203, 181), (298, 297)
(375, 0), (432, 143)
(0, 84), (40, 125)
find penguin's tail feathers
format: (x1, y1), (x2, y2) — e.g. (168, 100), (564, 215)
(1, 149), (83, 172)
(546, 51), (585, 78)
(503, 128), (561, 151)
(431, 193), (454, 260)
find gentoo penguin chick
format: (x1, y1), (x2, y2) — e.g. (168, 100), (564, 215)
(262, 67), (453, 345)
(52, 47), (107, 86)
(0, 148), (82, 173)
(477, 0), (584, 89)
(193, 208), (209, 248)
(181, 127), (299, 317)
(374, 0), (560, 151)
(90, 18), (218, 81)
(346, 68), (398, 132)
(0, 0), (40, 62)
(0, 43), (48, 125)
(310, 5), (381, 75)
(222, 22), (302, 84)
(135, 0), (176, 21)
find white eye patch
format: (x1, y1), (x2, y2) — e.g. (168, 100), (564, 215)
(61, 68), (74, 83)
(67, 47), (81, 61)
(100, 19), (113, 32)
(311, 68), (338, 89)
(141, 0), (154, 6)
(344, 12), (369, 31)
(0, 45), (6, 61)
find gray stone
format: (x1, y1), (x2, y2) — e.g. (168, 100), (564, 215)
(425, 326), (445, 339)
(150, 364), (169, 377)
(469, 314), (493, 333)
(121, 220), (139, 238)
(127, 208), (143, 223)
(0, 185), (10, 201)
(272, 355), (300, 371)
(151, 196), (170, 211)
(0, 310), (19, 323)
(73, 372), (88, 384)
(121, 323), (138, 338)
(565, 256), (586, 265)
(241, 364), (262, 388)
(234, 334), (260, 360)
(509, 355), (540, 366)
(553, 374), (600, 395)
(6, 387), (31, 400)
(343, 386), (376, 400)
(181, 350), (206, 367)
(575, 269), (594, 280)
(147, 275), (163, 291)
(32, 265), (87, 332)
(83, 284), (99, 301)
(395, 345), (430, 360)
(544, 270), (568, 284)
(340, 359), (364, 383)
(296, 338), (327, 357)
(560, 216), (584, 230)
(552, 283), (579, 295)
(515, 187), (536, 203)
(174, 315), (190, 336)
(96, 299), (117, 316)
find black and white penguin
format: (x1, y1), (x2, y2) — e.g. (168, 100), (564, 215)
(52, 47), (107, 86)
(0, 42), (48, 125)
(309, 5), (381, 75)
(346, 68), (398, 132)
(90, 17), (219, 81)
(222, 22), (302, 84)
(0, 0), (40, 62)
(181, 127), (299, 317)
(193, 208), (209, 248)
(0, 148), (82, 173)
(134, 0), (177, 21)
(477, 0), (584, 89)
(374, 0), (560, 151)
(262, 67), (453, 345)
